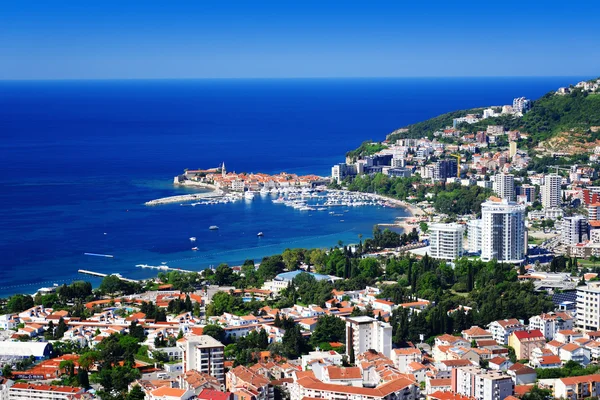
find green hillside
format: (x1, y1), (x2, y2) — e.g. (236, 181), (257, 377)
(386, 108), (483, 142)
(522, 88), (600, 143)
(376, 78), (600, 150)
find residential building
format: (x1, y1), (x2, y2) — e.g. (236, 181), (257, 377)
(493, 173), (515, 201)
(451, 366), (514, 400)
(392, 348), (422, 373)
(480, 198), (526, 263)
(508, 330), (545, 360)
(8, 383), (83, 400)
(488, 319), (525, 345)
(554, 374), (600, 399)
(148, 387), (195, 400)
(0, 378), (13, 400)
(562, 216), (588, 245)
(572, 284), (598, 332)
(345, 316), (392, 361)
(462, 326), (493, 342)
(226, 365), (272, 400)
(528, 312), (574, 340)
(541, 174), (562, 209)
(512, 97), (531, 114)
(467, 219), (482, 253)
(428, 223), (465, 261)
(506, 363), (536, 385)
(179, 334), (225, 384)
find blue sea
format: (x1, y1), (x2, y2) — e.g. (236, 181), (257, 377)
(0, 77), (588, 297)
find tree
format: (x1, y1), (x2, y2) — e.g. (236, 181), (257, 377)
(59, 359), (76, 377)
(126, 385), (146, 400)
(1, 364), (12, 378)
(129, 321), (146, 342)
(281, 325), (309, 359)
(55, 317), (67, 339)
(77, 368), (90, 389)
(213, 264), (235, 286)
(310, 315), (346, 347)
(202, 325), (226, 343)
(6, 294), (34, 313)
(45, 320), (55, 340)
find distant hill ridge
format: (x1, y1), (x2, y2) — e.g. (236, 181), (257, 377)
(372, 76), (600, 151)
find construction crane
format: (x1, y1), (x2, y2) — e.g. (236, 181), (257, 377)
(450, 154), (461, 178)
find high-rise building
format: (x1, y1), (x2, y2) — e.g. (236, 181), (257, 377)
(541, 174), (562, 209)
(345, 316), (392, 362)
(493, 173), (515, 201)
(432, 159), (458, 180)
(428, 223), (465, 261)
(179, 334), (225, 384)
(480, 198), (526, 263)
(561, 216), (588, 245)
(467, 219), (482, 253)
(577, 282), (600, 331)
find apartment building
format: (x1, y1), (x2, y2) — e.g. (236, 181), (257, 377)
(179, 334), (225, 384)
(541, 174), (562, 209)
(8, 383), (83, 400)
(493, 173), (515, 201)
(345, 316), (392, 361)
(562, 216), (588, 245)
(480, 198), (526, 263)
(528, 312), (574, 340)
(577, 282), (600, 331)
(428, 223), (465, 261)
(451, 366), (514, 400)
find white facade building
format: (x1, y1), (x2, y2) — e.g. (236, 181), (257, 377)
(528, 312), (574, 341)
(493, 173), (515, 201)
(345, 316), (392, 360)
(480, 198), (526, 263)
(541, 174), (562, 209)
(179, 334), (225, 384)
(428, 223), (465, 261)
(562, 216), (588, 245)
(577, 282), (600, 331)
(467, 219), (482, 253)
(452, 366), (514, 400)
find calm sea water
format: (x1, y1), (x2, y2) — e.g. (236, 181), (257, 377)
(0, 77), (587, 297)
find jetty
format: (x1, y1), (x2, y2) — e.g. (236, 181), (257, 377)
(78, 269), (139, 283)
(145, 191), (224, 206)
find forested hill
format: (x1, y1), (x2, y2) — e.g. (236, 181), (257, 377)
(381, 78), (600, 149)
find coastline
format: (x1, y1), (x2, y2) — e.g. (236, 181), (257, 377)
(357, 191), (426, 233)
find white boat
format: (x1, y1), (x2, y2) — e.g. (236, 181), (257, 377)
(257, 232), (264, 237)
(189, 237), (197, 242)
(209, 225), (219, 230)
(191, 247), (199, 251)
(244, 191), (255, 200)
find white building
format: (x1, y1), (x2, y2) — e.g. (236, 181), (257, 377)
(493, 173), (515, 201)
(512, 97), (531, 114)
(480, 198), (526, 263)
(179, 334), (225, 384)
(345, 316), (392, 360)
(529, 312), (574, 341)
(541, 174), (562, 209)
(428, 223), (465, 261)
(488, 319), (525, 345)
(577, 282), (600, 331)
(8, 383), (83, 400)
(562, 216), (588, 245)
(467, 219), (482, 253)
(452, 366), (514, 400)
(0, 378), (13, 400)
(392, 348), (422, 373)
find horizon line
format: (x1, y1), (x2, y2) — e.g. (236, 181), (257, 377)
(0, 74), (595, 83)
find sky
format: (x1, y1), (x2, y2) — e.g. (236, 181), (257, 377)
(1, 1), (599, 80)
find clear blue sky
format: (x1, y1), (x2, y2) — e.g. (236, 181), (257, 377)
(2, 0), (599, 79)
